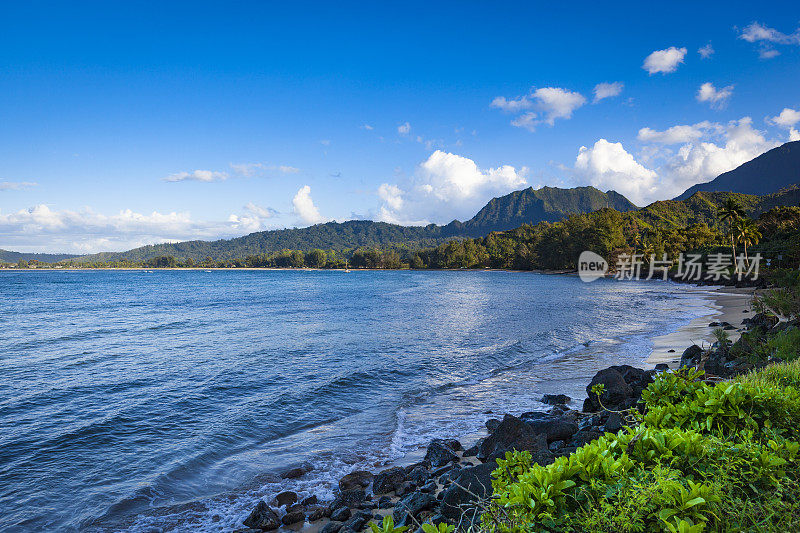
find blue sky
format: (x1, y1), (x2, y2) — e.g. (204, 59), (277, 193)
(1, 1), (799, 253)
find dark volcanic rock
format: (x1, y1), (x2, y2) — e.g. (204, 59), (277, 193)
(570, 429), (604, 447)
(406, 465), (429, 486)
(477, 414), (553, 463)
(440, 461), (497, 521)
(302, 495), (318, 507)
(604, 412), (623, 432)
(654, 363), (670, 372)
(273, 491), (297, 508)
(393, 491), (437, 526)
(280, 462), (313, 479)
(339, 470), (374, 491)
(330, 489), (366, 510)
(378, 495), (393, 508)
(307, 506), (326, 522)
(679, 345), (703, 369)
(330, 506), (352, 522)
(444, 439), (463, 452)
(521, 413), (579, 443)
(424, 439), (460, 467)
(281, 511), (306, 526)
(541, 394), (571, 405)
(373, 466), (406, 495)
(343, 510), (373, 531)
(583, 365), (654, 412)
(243, 501), (281, 531)
(462, 440), (481, 457)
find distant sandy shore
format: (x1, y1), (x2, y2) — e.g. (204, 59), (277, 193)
(648, 286), (757, 367)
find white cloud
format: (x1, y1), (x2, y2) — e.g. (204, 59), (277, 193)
(229, 162), (264, 177)
(593, 82), (624, 103)
(320, 139), (331, 146)
(397, 122), (411, 135)
(163, 170), (229, 182)
(637, 122), (720, 144)
(739, 22), (800, 45)
(490, 96), (533, 113)
(574, 140), (657, 205)
(533, 87), (586, 124)
(642, 46), (687, 74)
(696, 82), (734, 109)
(0, 204), (276, 254)
(278, 165), (300, 174)
(244, 202), (278, 218)
(377, 150), (527, 224)
(791, 129), (800, 142)
(361, 124), (374, 130)
(0, 181), (37, 191)
(575, 117), (779, 204)
(492, 87), (586, 131)
(698, 43), (714, 59)
(739, 22), (800, 59)
(292, 185), (327, 225)
(510, 112), (538, 132)
(769, 108), (800, 128)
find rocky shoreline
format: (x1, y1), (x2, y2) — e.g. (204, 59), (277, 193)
(234, 294), (782, 533)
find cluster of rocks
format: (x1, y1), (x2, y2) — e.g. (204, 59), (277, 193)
(237, 365), (661, 532)
(679, 312), (797, 379)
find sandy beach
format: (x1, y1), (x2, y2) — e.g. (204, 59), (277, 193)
(648, 285), (757, 366)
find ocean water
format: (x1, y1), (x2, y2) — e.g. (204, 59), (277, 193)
(0, 270), (715, 532)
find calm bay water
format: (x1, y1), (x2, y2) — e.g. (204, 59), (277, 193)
(0, 270), (714, 532)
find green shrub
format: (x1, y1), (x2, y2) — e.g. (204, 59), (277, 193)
(486, 365), (800, 532)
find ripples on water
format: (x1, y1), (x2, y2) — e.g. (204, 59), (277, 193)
(0, 270), (715, 531)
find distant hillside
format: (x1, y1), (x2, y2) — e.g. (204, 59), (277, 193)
(0, 249), (78, 264)
(639, 185), (800, 228)
(675, 141), (800, 200)
(449, 185), (637, 235)
(72, 186), (639, 264)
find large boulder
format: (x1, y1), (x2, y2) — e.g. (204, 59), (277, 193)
(477, 414), (553, 463)
(339, 470), (374, 492)
(439, 461), (497, 522)
(520, 412), (579, 443)
(343, 510), (374, 531)
(242, 501), (281, 531)
(372, 466), (406, 495)
(272, 491), (297, 508)
(679, 345), (704, 369)
(424, 439), (460, 467)
(330, 489), (366, 510)
(281, 511), (306, 526)
(393, 491), (437, 527)
(583, 365), (653, 412)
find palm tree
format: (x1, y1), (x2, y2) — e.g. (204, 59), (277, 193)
(717, 198), (746, 265)
(735, 217), (762, 267)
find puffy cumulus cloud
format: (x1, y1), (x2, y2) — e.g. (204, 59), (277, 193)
(791, 129), (800, 142)
(164, 170), (229, 182)
(533, 87), (586, 124)
(698, 43), (714, 59)
(575, 118), (779, 204)
(377, 150), (527, 224)
(397, 122), (411, 135)
(0, 181), (37, 191)
(574, 140), (657, 205)
(637, 122), (720, 144)
(492, 87), (586, 131)
(292, 185), (328, 225)
(769, 108), (800, 129)
(593, 82), (624, 103)
(696, 82), (734, 109)
(642, 46), (687, 74)
(0, 204), (278, 254)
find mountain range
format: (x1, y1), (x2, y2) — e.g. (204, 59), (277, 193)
(3, 141), (799, 264)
